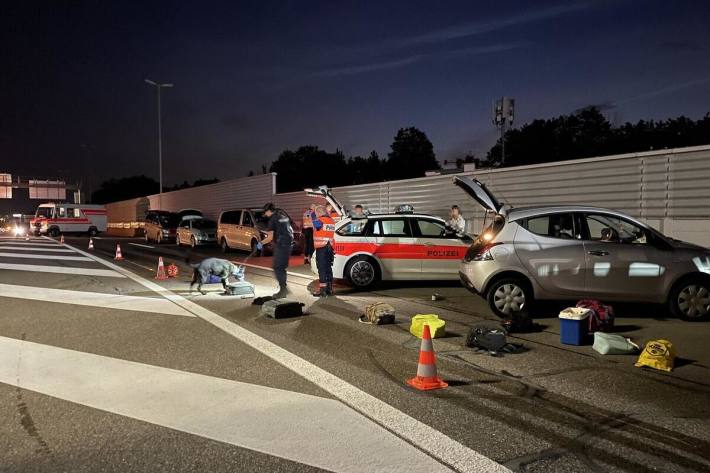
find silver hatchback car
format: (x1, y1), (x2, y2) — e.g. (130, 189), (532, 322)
(455, 176), (710, 321)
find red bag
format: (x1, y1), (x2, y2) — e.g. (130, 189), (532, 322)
(576, 299), (614, 332)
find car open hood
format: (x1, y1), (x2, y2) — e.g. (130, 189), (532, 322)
(453, 176), (506, 216)
(178, 209), (202, 220)
(304, 186), (346, 216)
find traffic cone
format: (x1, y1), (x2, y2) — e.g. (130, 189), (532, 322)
(60, 235), (65, 244)
(88, 238), (94, 250)
(25, 235), (30, 241)
(407, 324), (448, 391)
(114, 243), (124, 260)
(155, 257), (168, 280)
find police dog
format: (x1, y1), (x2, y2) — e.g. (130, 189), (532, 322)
(189, 257), (242, 295)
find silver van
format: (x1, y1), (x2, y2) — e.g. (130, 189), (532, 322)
(455, 176), (710, 320)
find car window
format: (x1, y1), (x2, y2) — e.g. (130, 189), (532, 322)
(73, 208), (81, 218)
(525, 213), (577, 239)
(180, 220), (190, 228)
(58, 207), (66, 218)
(242, 212), (253, 226)
(338, 219), (368, 236)
(221, 210), (241, 225)
(584, 213), (648, 244)
(372, 219), (411, 237)
(415, 219), (447, 237)
(192, 219), (216, 229)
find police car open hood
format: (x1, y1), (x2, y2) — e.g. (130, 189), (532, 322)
(453, 176), (506, 216)
(304, 186), (346, 216)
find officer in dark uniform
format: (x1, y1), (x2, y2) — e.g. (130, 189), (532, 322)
(258, 203), (294, 298)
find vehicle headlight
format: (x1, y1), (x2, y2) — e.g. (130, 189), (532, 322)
(162, 229), (170, 235)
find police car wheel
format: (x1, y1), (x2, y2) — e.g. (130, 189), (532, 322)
(345, 256), (379, 289)
(221, 238), (230, 253)
(190, 236), (197, 249)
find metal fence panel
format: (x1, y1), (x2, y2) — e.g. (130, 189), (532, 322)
(145, 173), (275, 220)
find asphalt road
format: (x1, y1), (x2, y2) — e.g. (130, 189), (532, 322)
(1, 234), (709, 473)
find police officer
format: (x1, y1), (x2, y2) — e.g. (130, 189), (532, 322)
(258, 203), (294, 298)
(302, 204), (315, 264)
(310, 205), (336, 297)
(325, 203), (339, 219)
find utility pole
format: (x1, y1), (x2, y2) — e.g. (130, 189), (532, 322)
(492, 97), (515, 166)
(144, 79), (174, 209)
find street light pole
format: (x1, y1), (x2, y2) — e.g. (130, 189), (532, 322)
(144, 79), (173, 209)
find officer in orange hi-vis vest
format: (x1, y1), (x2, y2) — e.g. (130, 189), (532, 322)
(311, 205), (336, 297)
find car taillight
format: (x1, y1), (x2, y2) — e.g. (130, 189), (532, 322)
(465, 242), (502, 262)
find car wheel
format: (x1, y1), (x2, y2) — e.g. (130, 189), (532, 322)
(191, 236), (197, 249)
(344, 256), (380, 289)
(145, 231), (150, 242)
(157, 233), (162, 244)
(669, 276), (710, 321)
(48, 227), (59, 237)
(251, 239), (259, 255)
(221, 238), (230, 253)
(88, 227), (98, 237)
(486, 277), (532, 319)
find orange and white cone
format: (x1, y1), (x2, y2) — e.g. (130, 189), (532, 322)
(60, 235), (65, 244)
(407, 324), (448, 391)
(155, 257), (168, 280)
(114, 243), (124, 260)
(25, 235), (30, 241)
(88, 238), (94, 250)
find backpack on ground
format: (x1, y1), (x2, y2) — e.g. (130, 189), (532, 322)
(261, 299), (305, 319)
(465, 323), (508, 354)
(576, 299), (615, 332)
(360, 302), (395, 325)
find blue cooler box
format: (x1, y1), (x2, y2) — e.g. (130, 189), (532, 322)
(558, 308), (591, 345)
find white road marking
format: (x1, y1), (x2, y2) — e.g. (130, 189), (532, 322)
(0, 252), (92, 261)
(0, 263), (125, 278)
(128, 242), (154, 249)
(0, 283), (194, 317)
(64, 242), (510, 473)
(0, 241), (59, 246)
(0, 337), (450, 473)
(0, 246), (75, 253)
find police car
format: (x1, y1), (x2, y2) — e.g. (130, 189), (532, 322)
(305, 187), (472, 289)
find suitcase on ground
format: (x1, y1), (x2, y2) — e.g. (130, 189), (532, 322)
(261, 299), (305, 319)
(224, 281), (255, 298)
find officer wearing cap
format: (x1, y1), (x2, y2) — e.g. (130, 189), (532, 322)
(258, 203), (294, 298)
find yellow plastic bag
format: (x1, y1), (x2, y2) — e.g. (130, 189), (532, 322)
(634, 339), (676, 372)
(410, 314), (446, 339)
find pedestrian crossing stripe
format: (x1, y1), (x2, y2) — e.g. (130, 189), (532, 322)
(0, 252), (92, 261)
(0, 263), (125, 278)
(0, 283), (194, 317)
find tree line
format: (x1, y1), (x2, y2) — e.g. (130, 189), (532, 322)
(92, 110), (709, 203)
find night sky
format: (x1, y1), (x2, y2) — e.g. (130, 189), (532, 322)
(2, 1), (709, 192)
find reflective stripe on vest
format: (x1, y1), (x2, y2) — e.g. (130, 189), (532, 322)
(313, 216), (336, 248)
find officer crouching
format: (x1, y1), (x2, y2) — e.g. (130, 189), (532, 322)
(310, 205), (336, 297)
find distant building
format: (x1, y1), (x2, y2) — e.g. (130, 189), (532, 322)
(0, 173), (79, 216)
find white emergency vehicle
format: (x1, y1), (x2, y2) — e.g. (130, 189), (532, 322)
(305, 187), (472, 289)
(31, 203), (107, 236)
